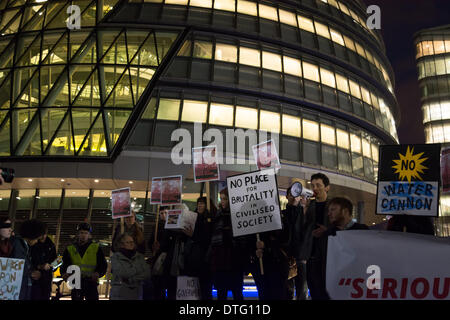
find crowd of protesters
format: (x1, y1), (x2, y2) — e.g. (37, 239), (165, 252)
(0, 172), (436, 300)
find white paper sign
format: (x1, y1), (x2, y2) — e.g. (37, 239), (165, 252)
(176, 276), (201, 300)
(0, 258), (25, 300)
(227, 168), (282, 237)
(326, 230), (450, 300)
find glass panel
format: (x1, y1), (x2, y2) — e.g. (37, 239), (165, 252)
(181, 100), (207, 123)
(297, 15), (314, 33)
(193, 41), (213, 59)
(106, 109), (131, 144)
(279, 9), (296, 27)
(166, 0), (188, 4)
(314, 21), (330, 39)
(282, 114), (301, 137)
(258, 3), (278, 21)
(260, 110), (280, 133)
(349, 80), (361, 99)
(237, 0), (257, 16)
(283, 56), (302, 77)
(239, 47), (260, 67)
(157, 98), (180, 121)
(343, 35), (356, 52)
(262, 51), (282, 72)
(105, 68), (134, 108)
(302, 61), (319, 82)
(131, 33), (158, 66)
(361, 87), (372, 104)
(371, 143), (379, 161)
(336, 129), (349, 149)
(177, 40), (191, 57)
(330, 28), (344, 46)
(320, 68), (335, 88)
(350, 133), (361, 154)
(362, 139), (371, 158)
(41, 108), (66, 152)
(0, 116), (10, 156)
(214, 0), (235, 12)
(71, 109), (98, 151)
(321, 124), (335, 145)
(142, 97), (157, 120)
(130, 67), (155, 104)
(355, 42), (366, 58)
(235, 106), (257, 129)
(215, 43), (238, 63)
(302, 119), (319, 141)
(48, 111), (74, 155)
(78, 113), (107, 156)
(189, 0), (212, 8)
(73, 68), (101, 107)
(209, 103), (234, 126)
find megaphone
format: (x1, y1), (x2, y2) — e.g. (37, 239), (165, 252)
(289, 182), (314, 198)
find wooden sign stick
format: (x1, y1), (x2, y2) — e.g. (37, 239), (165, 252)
(120, 217), (124, 234)
(206, 181), (211, 212)
(256, 233), (264, 275)
(154, 204), (160, 244)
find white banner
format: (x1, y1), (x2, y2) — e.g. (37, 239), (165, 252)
(0, 258), (25, 300)
(176, 276), (201, 300)
(326, 230), (450, 300)
(227, 168), (282, 237)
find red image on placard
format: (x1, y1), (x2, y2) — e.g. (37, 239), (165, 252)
(193, 147), (219, 182)
(161, 176), (182, 205)
(253, 140), (280, 170)
(150, 178), (162, 204)
(111, 188), (131, 219)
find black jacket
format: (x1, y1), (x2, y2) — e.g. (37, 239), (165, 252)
(31, 236), (57, 285)
(11, 236), (34, 300)
(61, 240), (107, 278)
(282, 204), (305, 261)
(300, 200), (330, 261)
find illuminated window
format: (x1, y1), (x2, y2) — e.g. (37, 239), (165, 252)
(189, 0), (212, 8)
(320, 68), (336, 88)
(338, 2), (350, 15)
(283, 56), (302, 77)
(302, 61), (319, 82)
(434, 40), (446, 54)
(350, 134), (362, 154)
(435, 57), (446, 76)
(365, 50), (375, 64)
(343, 35), (356, 51)
(260, 110), (280, 133)
(181, 100), (207, 123)
(328, 0), (338, 8)
(237, 0), (257, 16)
(314, 21), (330, 39)
(429, 103), (443, 121)
(371, 144), (379, 161)
(262, 51), (282, 72)
(282, 114), (301, 137)
(349, 80), (361, 99)
(361, 87), (372, 104)
(279, 9), (297, 27)
(321, 124), (336, 145)
(235, 106), (258, 129)
(330, 28), (344, 46)
(193, 41), (213, 59)
(215, 43), (238, 63)
(178, 40), (191, 56)
(335, 73), (349, 93)
(302, 119), (319, 141)
(258, 3), (278, 21)
(355, 42), (366, 58)
(239, 47), (260, 67)
(432, 124), (444, 143)
(422, 41), (434, 56)
(362, 139), (371, 158)
(166, 0), (188, 4)
(214, 0), (235, 12)
(336, 129), (349, 149)
(371, 93), (379, 109)
(209, 103), (234, 126)
(416, 42), (423, 59)
(157, 98), (180, 121)
(297, 15), (315, 33)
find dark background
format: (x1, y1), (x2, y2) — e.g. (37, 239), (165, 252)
(362, 0), (450, 144)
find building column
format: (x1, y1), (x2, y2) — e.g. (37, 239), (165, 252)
(54, 189), (65, 254)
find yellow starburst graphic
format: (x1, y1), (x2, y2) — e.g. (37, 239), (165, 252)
(392, 146), (428, 183)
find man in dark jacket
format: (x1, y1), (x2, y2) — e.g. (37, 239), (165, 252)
(31, 224), (57, 300)
(301, 173), (331, 300)
(283, 185), (308, 300)
(61, 222), (107, 300)
(11, 219), (46, 300)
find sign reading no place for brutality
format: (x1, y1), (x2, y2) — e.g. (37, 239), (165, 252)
(227, 168), (282, 237)
(376, 144), (441, 217)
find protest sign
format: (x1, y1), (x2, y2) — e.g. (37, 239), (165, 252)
(150, 177), (162, 204)
(165, 209), (182, 229)
(161, 175), (182, 205)
(376, 144), (441, 217)
(0, 257), (25, 300)
(252, 140), (281, 171)
(326, 230), (450, 300)
(164, 205), (198, 232)
(441, 148), (450, 194)
(111, 187), (132, 219)
(193, 146), (220, 183)
(226, 168), (282, 237)
(176, 276), (201, 300)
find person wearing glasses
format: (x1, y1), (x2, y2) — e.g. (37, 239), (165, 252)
(110, 233), (151, 300)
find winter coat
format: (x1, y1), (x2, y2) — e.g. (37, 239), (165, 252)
(31, 237), (57, 287)
(112, 223), (146, 254)
(300, 200), (330, 261)
(110, 251), (151, 300)
(10, 236), (33, 300)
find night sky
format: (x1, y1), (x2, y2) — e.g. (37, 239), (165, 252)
(362, 0), (450, 144)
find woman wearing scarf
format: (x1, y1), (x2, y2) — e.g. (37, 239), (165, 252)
(110, 233), (151, 300)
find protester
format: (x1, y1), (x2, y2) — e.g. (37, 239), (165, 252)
(0, 217), (13, 258)
(112, 210), (146, 254)
(386, 215), (435, 235)
(31, 223), (57, 300)
(110, 233), (151, 300)
(61, 222), (107, 300)
(11, 219), (46, 300)
(183, 197), (214, 300)
(208, 187), (248, 300)
(283, 186), (308, 300)
(301, 173), (331, 300)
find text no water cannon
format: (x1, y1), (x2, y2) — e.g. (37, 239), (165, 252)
(289, 181), (314, 198)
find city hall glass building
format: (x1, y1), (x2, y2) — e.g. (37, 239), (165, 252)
(0, 0), (400, 256)
(415, 25), (450, 236)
